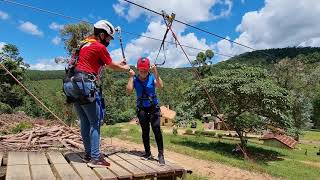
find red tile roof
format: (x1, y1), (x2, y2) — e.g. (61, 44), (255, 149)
(261, 133), (298, 149)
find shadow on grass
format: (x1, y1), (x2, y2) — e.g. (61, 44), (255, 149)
(170, 138), (285, 164)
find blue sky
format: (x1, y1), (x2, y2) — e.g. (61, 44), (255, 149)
(1, 0), (319, 70)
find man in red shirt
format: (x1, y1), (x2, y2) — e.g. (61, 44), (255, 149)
(63, 20), (130, 168)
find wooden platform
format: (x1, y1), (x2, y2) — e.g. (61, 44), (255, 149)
(0, 151), (187, 180)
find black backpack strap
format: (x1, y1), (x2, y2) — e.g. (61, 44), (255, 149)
(71, 41), (89, 67)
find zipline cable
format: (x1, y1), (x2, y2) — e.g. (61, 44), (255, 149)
(0, 0), (235, 59)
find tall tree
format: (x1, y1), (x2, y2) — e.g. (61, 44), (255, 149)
(0, 44), (27, 109)
(60, 22), (92, 54)
(192, 50), (214, 77)
(186, 64), (292, 149)
(272, 58), (315, 140)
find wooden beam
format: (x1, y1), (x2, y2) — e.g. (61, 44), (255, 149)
(6, 165), (31, 180)
(0, 152), (3, 166)
(93, 168), (118, 180)
(29, 152), (48, 165)
(7, 152), (28, 165)
(30, 165), (56, 180)
(65, 152), (99, 180)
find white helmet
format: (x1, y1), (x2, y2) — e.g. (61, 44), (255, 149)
(94, 20), (115, 39)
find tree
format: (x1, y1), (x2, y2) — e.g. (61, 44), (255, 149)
(185, 64), (292, 149)
(272, 58), (315, 139)
(175, 101), (194, 126)
(0, 44), (27, 109)
(60, 22), (92, 54)
(312, 87), (320, 129)
(192, 50), (214, 77)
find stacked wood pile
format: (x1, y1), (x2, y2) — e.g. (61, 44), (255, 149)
(0, 113), (112, 152)
(0, 112), (55, 134)
(0, 125), (84, 151)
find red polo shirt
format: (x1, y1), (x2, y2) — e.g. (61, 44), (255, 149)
(76, 39), (112, 75)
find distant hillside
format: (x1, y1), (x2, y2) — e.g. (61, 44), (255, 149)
(225, 47), (320, 66)
(25, 70), (65, 81)
(25, 47), (320, 81)
(25, 67), (192, 82)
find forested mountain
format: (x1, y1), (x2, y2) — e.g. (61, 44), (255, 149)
(2, 46), (320, 145)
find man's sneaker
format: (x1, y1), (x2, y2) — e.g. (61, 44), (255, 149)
(141, 152), (153, 160)
(82, 153), (91, 163)
(87, 156), (110, 168)
(158, 153), (165, 166)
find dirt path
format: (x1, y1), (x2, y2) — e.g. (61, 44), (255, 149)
(103, 137), (274, 180)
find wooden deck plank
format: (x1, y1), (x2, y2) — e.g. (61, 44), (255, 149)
(71, 163), (100, 180)
(106, 157), (132, 179)
(47, 151), (68, 164)
(108, 154), (123, 161)
(93, 168), (118, 180)
(165, 160), (185, 173)
(64, 152), (83, 163)
(77, 152), (118, 180)
(159, 158), (187, 177)
(123, 152), (143, 160)
(65, 152), (100, 180)
(116, 152), (138, 160)
(139, 159), (174, 175)
(148, 159), (176, 173)
(0, 152), (3, 166)
(127, 159), (158, 176)
(52, 163), (81, 180)
(109, 156), (146, 178)
(165, 160), (186, 178)
(117, 153), (157, 176)
(29, 152), (48, 165)
(30, 164), (56, 180)
(6, 164), (31, 180)
(7, 152), (28, 165)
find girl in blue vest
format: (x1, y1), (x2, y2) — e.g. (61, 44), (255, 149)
(126, 57), (165, 165)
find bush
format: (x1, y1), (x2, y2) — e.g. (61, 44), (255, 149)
(185, 129), (193, 135)
(217, 133), (223, 138)
(10, 122), (32, 134)
(194, 130), (202, 136)
(116, 109), (136, 123)
(0, 102), (13, 114)
(202, 131), (216, 137)
(172, 128), (178, 136)
(191, 130), (217, 137)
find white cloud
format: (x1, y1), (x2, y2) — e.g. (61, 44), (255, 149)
(29, 58), (65, 70)
(19, 21), (43, 36)
(215, 0), (320, 58)
(113, 0), (233, 23)
(51, 36), (61, 45)
(49, 22), (64, 31)
(0, 10), (9, 20)
(111, 0), (233, 67)
(0, 42), (5, 53)
(110, 21), (211, 68)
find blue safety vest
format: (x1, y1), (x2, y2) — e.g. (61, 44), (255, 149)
(134, 73), (159, 108)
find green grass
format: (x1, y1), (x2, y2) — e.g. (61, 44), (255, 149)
(10, 121), (33, 134)
(301, 131), (320, 142)
(101, 123), (320, 180)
